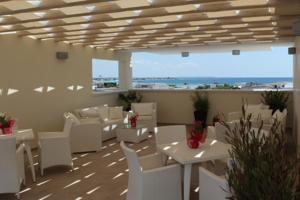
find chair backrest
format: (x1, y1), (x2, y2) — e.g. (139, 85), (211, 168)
(273, 109), (288, 121)
(120, 141), (142, 174)
(215, 123), (228, 143)
(63, 113), (75, 135)
(0, 135), (19, 193)
(155, 125), (186, 146)
(199, 167), (229, 200)
(132, 103), (156, 116)
(215, 122), (237, 143)
(120, 141), (143, 199)
(65, 112), (80, 125)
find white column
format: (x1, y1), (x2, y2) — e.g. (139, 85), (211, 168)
(294, 36), (300, 155)
(118, 53), (132, 90)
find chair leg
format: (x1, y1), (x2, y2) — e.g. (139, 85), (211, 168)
(16, 192), (20, 199)
(40, 166), (44, 176)
(211, 160), (216, 165)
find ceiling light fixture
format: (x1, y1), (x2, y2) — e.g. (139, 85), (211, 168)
(232, 50), (240, 55)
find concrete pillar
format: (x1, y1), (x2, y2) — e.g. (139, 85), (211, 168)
(294, 36), (300, 154)
(118, 53), (132, 90)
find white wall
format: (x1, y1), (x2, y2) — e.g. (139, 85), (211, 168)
(294, 37), (300, 153)
(0, 35), (130, 135)
(136, 89), (293, 127)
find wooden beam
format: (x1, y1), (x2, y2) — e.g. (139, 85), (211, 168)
(94, 37), (292, 50)
(0, 8), (282, 34)
(73, 31), (286, 46)
(53, 29), (292, 43)
(0, 0), (227, 26)
(19, 15), (297, 37)
(45, 22), (288, 41)
(0, 0), (118, 16)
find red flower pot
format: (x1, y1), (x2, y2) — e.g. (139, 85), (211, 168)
(2, 127), (12, 135)
(187, 138), (199, 149)
(130, 120), (137, 128)
(194, 133), (203, 142)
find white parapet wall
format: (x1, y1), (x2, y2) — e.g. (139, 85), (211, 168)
(134, 89), (294, 128)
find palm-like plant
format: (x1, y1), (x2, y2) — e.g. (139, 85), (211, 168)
(224, 106), (299, 200)
(118, 91), (142, 111)
(261, 90), (289, 114)
(191, 92), (209, 123)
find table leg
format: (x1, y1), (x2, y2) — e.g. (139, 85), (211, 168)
(184, 164), (192, 200)
(24, 143), (36, 182)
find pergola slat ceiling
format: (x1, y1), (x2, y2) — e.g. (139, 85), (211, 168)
(0, 0), (299, 51)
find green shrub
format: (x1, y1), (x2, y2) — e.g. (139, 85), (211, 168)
(224, 106), (299, 200)
(261, 90), (289, 113)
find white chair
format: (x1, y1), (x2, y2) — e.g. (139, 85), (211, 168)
(227, 103), (271, 122)
(215, 122), (238, 144)
(66, 112), (102, 153)
(132, 103), (157, 132)
(154, 125), (187, 164)
(121, 141), (182, 200)
(269, 108), (288, 131)
(199, 167), (229, 200)
(0, 135), (25, 199)
(154, 125), (186, 146)
(74, 105), (124, 141)
(38, 115), (74, 176)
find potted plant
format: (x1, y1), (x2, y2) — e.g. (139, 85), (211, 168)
(224, 106), (299, 200)
(191, 92), (209, 124)
(0, 113), (16, 135)
(129, 113), (139, 128)
(261, 90), (289, 114)
(187, 121), (207, 149)
(119, 91), (143, 111)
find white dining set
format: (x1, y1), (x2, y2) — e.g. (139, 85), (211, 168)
(121, 125), (232, 200)
(0, 113), (76, 199)
(0, 129), (36, 199)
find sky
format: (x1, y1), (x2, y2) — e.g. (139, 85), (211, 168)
(92, 46), (293, 78)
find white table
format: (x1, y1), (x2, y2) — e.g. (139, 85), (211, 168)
(116, 124), (148, 143)
(14, 129), (36, 182)
(157, 139), (231, 200)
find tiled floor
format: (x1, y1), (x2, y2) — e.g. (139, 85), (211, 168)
(0, 134), (226, 200)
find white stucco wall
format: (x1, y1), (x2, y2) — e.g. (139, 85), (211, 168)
(0, 35), (131, 135)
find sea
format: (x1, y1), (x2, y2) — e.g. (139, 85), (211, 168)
(132, 77), (293, 89)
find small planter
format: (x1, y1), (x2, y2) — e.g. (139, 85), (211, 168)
(187, 137), (199, 149)
(130, 119), (137, 128)
(2, 127), (12, 135)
